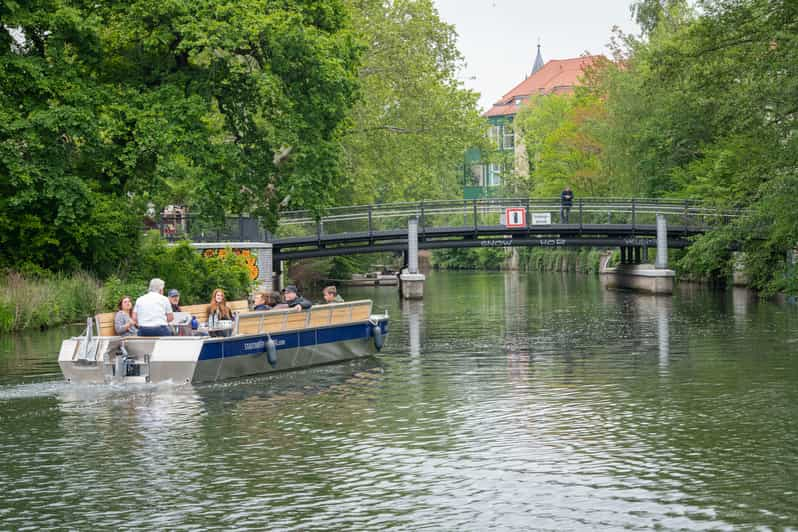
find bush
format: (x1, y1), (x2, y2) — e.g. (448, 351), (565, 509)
(432, 247), (508, 270)
(0, 271), (104, 333)
(102, 276), (149, 312)
(124, 233), (253, 305)
(518, 248), (603, 273)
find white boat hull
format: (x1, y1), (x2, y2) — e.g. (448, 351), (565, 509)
(59, 317), (389, 385)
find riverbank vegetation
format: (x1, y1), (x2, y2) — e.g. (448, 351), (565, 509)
(0, 235), (252, 333)
(432, 248), (603, 274)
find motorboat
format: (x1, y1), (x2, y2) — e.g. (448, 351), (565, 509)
(58, 300), (388, 385)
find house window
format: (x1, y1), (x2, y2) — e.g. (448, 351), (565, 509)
(488, 125), (501, 148)
(488, 163), (502, 186)
(469, 164), (485, 186)
(502, 127), (514, 150)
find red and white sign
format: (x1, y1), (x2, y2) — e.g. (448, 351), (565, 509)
(504, 207), (526, 228)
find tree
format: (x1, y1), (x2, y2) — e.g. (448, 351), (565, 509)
(339, 0), (486, 204)
(1, 0), (361, 275)
(514, 90), (613, 197)
(596, 0), (798, 291)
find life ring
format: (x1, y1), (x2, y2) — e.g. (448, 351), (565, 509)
(266, 338), (277, 367)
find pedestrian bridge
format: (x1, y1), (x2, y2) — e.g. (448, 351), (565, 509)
(165, 198), (736, 262)
(159, 198), (739, 293)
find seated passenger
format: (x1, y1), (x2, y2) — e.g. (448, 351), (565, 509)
(322, 285), (344, 304)
(167, 288), (182, 312)
(283, 285), (312, 311)
(268, 291), (289, 310)
(253, 291), (270, 311)
(207, 288), (233, 334)
(132, 278), (174, 336)
(114, 295), (138, 337)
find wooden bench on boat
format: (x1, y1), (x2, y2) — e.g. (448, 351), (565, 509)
(178, 299), (249, 325)
(235, 300), (373, 335)
(94, 299), (250, 337)
(94, 312), (119, 337)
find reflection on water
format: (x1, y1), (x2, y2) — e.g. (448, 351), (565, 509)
(1, 272), (797, 529)
(0, 324), (82, 383)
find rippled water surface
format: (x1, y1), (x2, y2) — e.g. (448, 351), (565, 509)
(1, 272), (797, 530)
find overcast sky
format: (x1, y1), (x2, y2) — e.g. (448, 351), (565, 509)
(433, 0), (641, 110)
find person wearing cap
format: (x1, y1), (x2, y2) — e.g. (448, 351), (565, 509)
(322, 285), (344, 304)
(282, 285), (312, 311)
(167, 289), (182, 312)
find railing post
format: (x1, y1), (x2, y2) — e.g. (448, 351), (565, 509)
(578, 199), (583, 234)
(316, 219), (322, 247)
(526, 197), (531, 229)
(631, 198), (636, 236)
(420, 200), (425, 237)
(473, 199), (478, 235)
(684, 200), (689, 234)
(368, 205), (373, 244)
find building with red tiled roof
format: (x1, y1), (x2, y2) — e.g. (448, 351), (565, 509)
(484, 54), (602, 119)
(464, 48), (602, 199)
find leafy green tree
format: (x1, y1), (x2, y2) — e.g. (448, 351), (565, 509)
(513, 91), (613, 197)
(597, 0), (798, 291)
(339, 0), (487, 204)
(1, 0), (361, 275)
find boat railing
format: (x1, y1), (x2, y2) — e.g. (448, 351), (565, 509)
(235, 300), (373, 336)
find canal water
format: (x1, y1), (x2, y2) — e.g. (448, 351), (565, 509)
(1, 271), (796, 530)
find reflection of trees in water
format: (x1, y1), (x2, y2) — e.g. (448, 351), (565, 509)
(0, 325), (84, 381)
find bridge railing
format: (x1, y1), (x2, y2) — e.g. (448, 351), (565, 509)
(157, 198), (739, 242)
(271, 198), (738, 239)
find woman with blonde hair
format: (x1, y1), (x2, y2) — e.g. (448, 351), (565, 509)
(206, 288), (233, 332)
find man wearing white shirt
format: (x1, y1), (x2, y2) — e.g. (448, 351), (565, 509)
(132, 278), (174, 336)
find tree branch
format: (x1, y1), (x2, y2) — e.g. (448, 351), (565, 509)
(345, 125), (432, 135)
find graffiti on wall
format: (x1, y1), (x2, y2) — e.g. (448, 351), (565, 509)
(202, 249), (260, 280)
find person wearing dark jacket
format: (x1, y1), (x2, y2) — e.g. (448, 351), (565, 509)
(560, 186), (574, 223)
(253, 291), (270, 311)
(282, 285), (312, 310)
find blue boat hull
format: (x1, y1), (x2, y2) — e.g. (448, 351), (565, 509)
(59, 317), (389, 385)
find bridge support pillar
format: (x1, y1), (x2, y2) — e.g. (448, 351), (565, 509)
(602, 214), (675, 294)
(656, 214), (668, 269)
(258, 245), (274, 291)
(273, 259), (282, 292)
(400, 218), (425, 299)
(732, 252), (750, 286)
